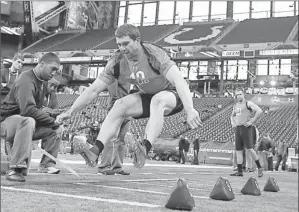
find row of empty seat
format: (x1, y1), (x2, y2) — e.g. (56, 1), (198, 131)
(23, 32), (80, 53)
(23, 15), (298, 53)
(217, 16), (298, 44)
(183, 101), (297, 146)
(56, 94), (297, 149)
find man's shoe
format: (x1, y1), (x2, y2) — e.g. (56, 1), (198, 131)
(258, 168), (263, 177)
(97, 170), (116, 175)
(230, 172), (243, 176)
(115, 170), (130, 175)
(133, 141), (147, 169)
(37, 167), (60, 174)
(6, 169), (25, 182)
(21, 169), (28, 176)
(73, 137), (98, 167)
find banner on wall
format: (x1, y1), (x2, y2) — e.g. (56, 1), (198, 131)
(66, 2), (88, 30)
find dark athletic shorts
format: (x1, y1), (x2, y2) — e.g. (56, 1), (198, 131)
(133, 90), (183, 119)
(235, 125), (256, 151)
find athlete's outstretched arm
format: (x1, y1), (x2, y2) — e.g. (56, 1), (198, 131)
(68, 78), (108, 114)
(165, 66), (193, 111)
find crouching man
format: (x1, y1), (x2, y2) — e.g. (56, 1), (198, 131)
(0, 53), (63, 182)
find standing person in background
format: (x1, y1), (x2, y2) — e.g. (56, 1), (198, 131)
(177, 136), (186, 164)
(1, 55), (24, 91)
(245, 126), (259, 172)
(230, 88), (263, 177)
(257, 133), (275, 171)
(192, 137), (200, 165)
(275, 140), (288, 171)
(97, 80), (132, 175)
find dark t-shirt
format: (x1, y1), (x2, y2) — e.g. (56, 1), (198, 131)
(257, 137), (274, 152)
(179, 138), (190, 151)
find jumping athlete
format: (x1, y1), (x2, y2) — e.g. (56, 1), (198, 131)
(56, 24), (202, 169)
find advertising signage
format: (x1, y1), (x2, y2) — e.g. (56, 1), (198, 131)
(259, 49), (298, 56)
(221, 49), (298, 59)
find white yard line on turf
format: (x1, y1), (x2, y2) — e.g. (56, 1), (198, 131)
(1, 186), (160, 208)
(31, 159), (231, 169)
(119, 178), (178, 182)
(76, 183), (209, 199)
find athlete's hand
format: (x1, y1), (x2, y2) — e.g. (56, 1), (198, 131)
(231, 122), (237, 128)
(56, 110), (71, 125)
(42, 107), (52, 115)
(244, 120), (253, 127)
(186, 108), (202, 129)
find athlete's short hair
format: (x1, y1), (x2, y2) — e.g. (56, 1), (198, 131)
(39, 52), (60, 64)
(12, 54), (24, 62)
(115, 24), (141, 41)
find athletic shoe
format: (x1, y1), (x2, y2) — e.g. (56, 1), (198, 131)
(37, 167), (60, 174)
(230, 172), (243, 176)
(6, 169), (25, 182)
(133, 141), (147, 169)
(72, 137), (98, 167)
(97, 170), (115, 175)
(115, 170), (130, 175)
(257, 168), (263, 177)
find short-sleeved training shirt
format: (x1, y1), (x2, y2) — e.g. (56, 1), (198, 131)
(99, 43), (176, 95)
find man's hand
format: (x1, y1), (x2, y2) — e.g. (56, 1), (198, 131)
(42, 107), (53, 115)
(51, 109), (61, 117)
(244, 120), (253, 127)
(56, 110), (71, 125)
(231, 122), (237, 128)
(186, 108), (202, 129)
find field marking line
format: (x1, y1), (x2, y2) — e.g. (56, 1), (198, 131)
(1, 186), (160, 208)
(31, 159), (231, 169)
(131, 181), (209, 191)
(76, 182), (209, 199)
(119, 178), (178, 182)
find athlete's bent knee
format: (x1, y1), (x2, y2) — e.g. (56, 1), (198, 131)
(112, 98), (128, 113)
(150, 97), (167, 112)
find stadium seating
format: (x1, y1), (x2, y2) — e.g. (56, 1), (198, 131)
(56, 92), (297, 149)
(183, 99), (298, 145)
(56, 94), (79, 109)
(46, 28), (115, 51)
(96, 24), (179, 50)
(23, 32), (80, 53)
(217, 16), (298, 44)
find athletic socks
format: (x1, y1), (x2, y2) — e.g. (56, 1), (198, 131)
(142, 139), (152, 155)
(237, 164), (243, 173)
(255, 160), (262, 169)
(90, 140), (104, 156)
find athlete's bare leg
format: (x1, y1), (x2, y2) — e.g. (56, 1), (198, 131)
(91, 94), (143, 155)
(144, 91), (177, 144)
